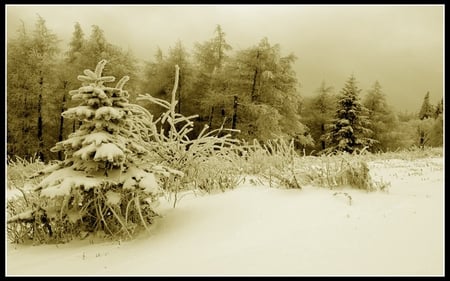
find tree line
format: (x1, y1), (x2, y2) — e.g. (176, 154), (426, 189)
(7, 16), (444, 162)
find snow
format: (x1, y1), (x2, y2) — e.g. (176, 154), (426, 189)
(93, 143), (124, 162)
(122, 166), (161, 194)
(82, 132), (111, 146)
(6, 157), (444, 276)
(94, 107), (124, 121)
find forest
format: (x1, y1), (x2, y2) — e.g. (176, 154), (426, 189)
(7, 15), (444, 163)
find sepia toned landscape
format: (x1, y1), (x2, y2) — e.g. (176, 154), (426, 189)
(5, 5), (444, 276)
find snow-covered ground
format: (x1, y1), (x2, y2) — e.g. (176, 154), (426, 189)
(6, 157), (444, 276)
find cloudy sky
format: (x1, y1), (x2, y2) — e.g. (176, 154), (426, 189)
(6, 5), (444, 112)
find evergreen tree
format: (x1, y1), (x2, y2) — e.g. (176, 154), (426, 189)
(324, 75), (375, 154)
(35, 60), (162, 237)
(418, 91), (434, 120)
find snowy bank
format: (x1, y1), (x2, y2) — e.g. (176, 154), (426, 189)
(6, 157), (444, 276)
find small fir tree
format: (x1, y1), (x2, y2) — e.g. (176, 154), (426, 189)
(23, 60), (169, 241)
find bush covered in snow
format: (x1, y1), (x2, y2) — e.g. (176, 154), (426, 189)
(137, 65), (242, 207)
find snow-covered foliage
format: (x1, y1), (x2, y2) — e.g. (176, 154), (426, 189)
(7, 60), (179, 243)
(137, 65), (242, 206)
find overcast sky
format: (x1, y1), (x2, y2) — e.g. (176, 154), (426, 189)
(6, 5), (444, 112)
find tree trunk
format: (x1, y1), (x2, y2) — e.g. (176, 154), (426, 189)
(232, 95), (238, 132)
(58, 81), (68, 160)
(321, 123), (326, 150)
(21, 88), (28, 156)
(37, 76), (44, 162)
(250, 51), (260, 102)
(208, 106), (214, 128)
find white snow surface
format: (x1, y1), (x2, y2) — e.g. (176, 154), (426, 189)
(6, 157), (444, 276)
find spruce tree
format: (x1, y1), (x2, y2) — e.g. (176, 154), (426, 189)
(325, 75), (375, 154)
(33, 60), (163, 239)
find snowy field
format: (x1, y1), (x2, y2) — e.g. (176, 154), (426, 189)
(6, 156), (444, 276)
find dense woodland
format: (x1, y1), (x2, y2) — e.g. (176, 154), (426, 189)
(7, 16), (444, 162)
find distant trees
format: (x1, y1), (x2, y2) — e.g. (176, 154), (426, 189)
(139, 34), (312, 146)
(434, 98), (443, 119)
(224, 37), (312, 145)
(139, 40), (193, 129)
(302, 81), (336, 154)
(418, 91), (435, 120)
(409, 92), (443, 148)
(7, 16), (60, 161)
(192, 25), (233, 132)
(7, 19), (139, 161)
(362, 81), (398, 152)
(7, 17), (444, 161)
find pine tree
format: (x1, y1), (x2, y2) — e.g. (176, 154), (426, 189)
(325, 75), (375, 154)
(418, 91), (434, 120)
(34, 60), (163, 238)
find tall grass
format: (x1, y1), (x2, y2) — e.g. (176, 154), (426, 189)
(6, 155), (46, 190)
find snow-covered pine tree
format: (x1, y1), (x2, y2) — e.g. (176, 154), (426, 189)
(28, 60), (168, 240)
(324, 75), (376, 154)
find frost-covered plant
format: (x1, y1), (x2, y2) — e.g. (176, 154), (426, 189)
(237, 139), (381, 191)
(137, 65), (241, 207)
(237, 139), (302, 189)
(7, 155), (46, 190)
(7, 60), (177, 243)
(297, 153), (377, 191)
